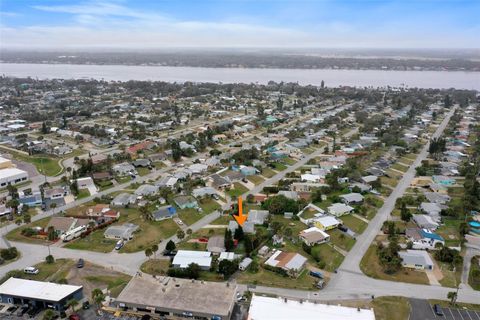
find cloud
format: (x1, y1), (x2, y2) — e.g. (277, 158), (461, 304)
(1, 0), (479, 49)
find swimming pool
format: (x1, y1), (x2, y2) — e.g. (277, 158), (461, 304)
(469, 221), (480, 228)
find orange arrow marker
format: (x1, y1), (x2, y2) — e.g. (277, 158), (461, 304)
(233, 196), (248, 226)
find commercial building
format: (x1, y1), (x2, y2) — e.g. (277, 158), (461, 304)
(248, 295), (375, 320)
(115, 275), (236, 320)
(0, 167), (28, 187)
(0, 278), (83, 311)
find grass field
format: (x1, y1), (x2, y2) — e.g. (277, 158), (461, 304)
(198, 198), (221, 214)
(392, 163), (409, 173)
(261, 167), (276, 178)
(178, 208), (204, 226)
(469, 256), (480, 291)
(340, 214), (368, 234)
(360, 245), (430, 285)
(140, 259), (171, 276)
(65, 207), (181, 253)
(334, 296), (410, 320)
(227, 182), (249, 198)
(237, 267), (316, 290)
(84, 274), (132, 298)
(247, 175), (265, 185)
(64, 229), (117, 253)
(77, 189), (90, 199)
(327, 229), (356, 251)
(137, 167), (151, 176)
(271, 162), (288, 171)
(6, 217), (51, 244)
(311, 244), (344, 272)
(436, 219), (463, 247)
(438, 260), (462, 288)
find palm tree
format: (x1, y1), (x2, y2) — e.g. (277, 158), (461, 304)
(151, 244), (159, 259)
(65, 298), (79, 314)
(139, 205), (151, 221)
(145, 248), (153, 260)
(91, 288), (105, 311)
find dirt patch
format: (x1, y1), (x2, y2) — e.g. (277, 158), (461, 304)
(66, 261), (131, 299)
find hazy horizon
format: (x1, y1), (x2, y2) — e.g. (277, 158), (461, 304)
(1, 0), (479, 50)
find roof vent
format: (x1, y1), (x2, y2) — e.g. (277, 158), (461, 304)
(357, 307), (361, 312)
(284, 298), (287, 303)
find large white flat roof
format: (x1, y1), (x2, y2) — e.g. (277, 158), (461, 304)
(248, 295), (375, 320)
(0, 168), (28, 179)
(0, 278), (82, 302)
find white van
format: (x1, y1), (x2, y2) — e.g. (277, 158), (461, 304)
(24, 267), (39, 275)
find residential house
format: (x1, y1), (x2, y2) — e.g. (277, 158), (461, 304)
(134, 184), (159, 196)
(311, 215), (341, 231)
(412, 214), (440, 230)
(399, 250), (434, 270)
(113, 163), (136, 176)
(46, 216), (90, 238)
(104, 223), (139, 240)
(192, 186), (217, 199)
(247, 210), (269, 225)
(299, 227), (330, 246)
(174, 195), (198, 209)
(132, 159), (151, 168)
(240, 166), (258, 176)
(340, 193), (364, 205)
(155, 175), (178, 189)
(111, 193), (136, 207)
(264, 250), (307, 276)
(327, 203), (354, 217)
(152, 205), (177, 221)
(207, 235), (226, 254)
(406, 228), (445, 250)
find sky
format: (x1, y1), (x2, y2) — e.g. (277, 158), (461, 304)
(0, 0), (479, 49)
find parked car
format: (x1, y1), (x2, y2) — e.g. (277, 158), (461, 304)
(82, 301), (90, 310)
(76, 258), (84, 268)
(27, 306), (39, 318)
(16, 305), (29, 316)
(115, 240), (124, 250)
(309, 271), (324, 279)
(69, 314), (81, 320)
(6, 305), (18, 314)
(433, 304), (444, 316)
(24, 266), (39, 274)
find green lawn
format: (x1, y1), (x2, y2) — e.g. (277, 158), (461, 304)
(360, 245), (430, 285)
(140, 259), (171, 276)
(284, 157), (296, 165)
(247, 175), (265, 185)
(178, 208), (204, 226)
(64, 229), (117, 253)
(327, 229), (356, 251)
(271, 162), (287, 171)
(210, 215), (232, 225)
(381, 176), (398, 188)
(77, 189), (90, 199)
(0, 259), (75, 284)
(340, 214), (368, 234)
(436, 219), (463, 247)
(227, 182), (249, 198)
(116, 176), (132, 184)
(437, 260), (462, 288)
(372, 296), (411, 320)
(311, 244), (344, 272)
(198, 198), (220, 214)
(6, 217), (51, 244)
(137, 167), (151, 176)
(261, 167), (276, 178)
(391, 163), (409, 173)
(84, 274), (132, 298)
(468, 256), (480, 291)
(237, 266), (316, 290)
(65, 207), (181, 253)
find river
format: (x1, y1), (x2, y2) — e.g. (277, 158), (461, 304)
(1, 63), (479, 90)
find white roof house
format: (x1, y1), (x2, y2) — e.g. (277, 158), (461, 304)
(301, 174), (322, 183)
(312, 215), (341, 230)
(327, 203), (354, 217)
(265, 250), (307, 274)
(172, 250), (212, 270)
(0, 278), (82, 303)
(248, 295), (375, 320)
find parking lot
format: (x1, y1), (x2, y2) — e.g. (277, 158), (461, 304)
(410, 299), (480, 320)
